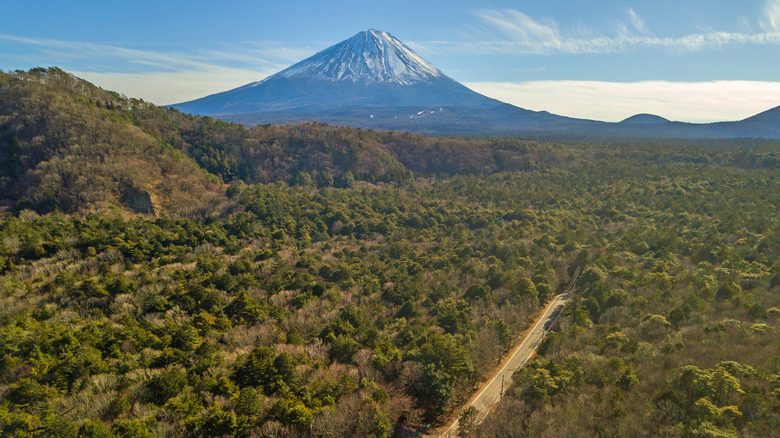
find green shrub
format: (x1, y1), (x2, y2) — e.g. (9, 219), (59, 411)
(78, 419), (113, 438)
(112, 419), (153, 438)
(146, 369), (187, 405)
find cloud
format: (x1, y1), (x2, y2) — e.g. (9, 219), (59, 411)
(762, 0), (780, 31)
(0, 34), (220, 72)
(199, 43), (315, 67)
(465, 80), (780, 123)
(478, 10), (561, 45)
(627, 8), (648, 34)
(0, 33), (312, 104)
(421, 31), (780, 56)
(419, 8), (780, 56)
(71, 70), (263, 106)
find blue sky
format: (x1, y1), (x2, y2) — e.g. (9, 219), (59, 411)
(3, 0), (780, 122)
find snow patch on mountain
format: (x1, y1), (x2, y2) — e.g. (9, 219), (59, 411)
(265, 29), (444, 85)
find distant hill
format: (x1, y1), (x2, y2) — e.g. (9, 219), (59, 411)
(619, 114), (670, 124)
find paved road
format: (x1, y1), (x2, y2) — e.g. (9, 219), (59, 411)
(435, 268), (580, 438)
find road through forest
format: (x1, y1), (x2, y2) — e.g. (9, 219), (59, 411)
(433, 268), (580, 437)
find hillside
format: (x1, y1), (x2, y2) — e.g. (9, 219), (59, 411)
(0, 68), (222, 216)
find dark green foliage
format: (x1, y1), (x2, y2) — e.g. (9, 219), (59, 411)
(511, 277), (537, 302)
(233, 347), (277, 389)
(111, 420), (153, 438)
(146, 369), (187, 405)
(234, 387), (264, 419)
(168, 323), (201, 352)
(434, 298), (475, 335)
(105, 394), (131, 418)
(495, 319), (512, 348)
(202, 404), (238, 437)
(537, 331), (563, 356)
(42, 417), (79, 438)
(270, 398), (313, 429)
(457, 406), (478, 437)
(78, 419), (113, 438)
(330, 335), (360, 363)
(233, 347), (297, 393)
(463, 284), (490, 301)
(356, 403), (392, 438)
(413, 364), (455, 420)
(5, 378), (58, 412)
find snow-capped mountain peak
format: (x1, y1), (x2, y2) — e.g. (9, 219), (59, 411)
(268, 29), (445, 85)
(173, 29), (500, 116)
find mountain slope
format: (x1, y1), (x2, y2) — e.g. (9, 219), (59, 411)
(0, 68), (222, 215)
(173, 30), (500, 116)
(741, 105), (780, 125)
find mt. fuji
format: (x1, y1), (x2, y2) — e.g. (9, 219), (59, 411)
(173, 30), (780, 138)
(173, 29), (502, 117)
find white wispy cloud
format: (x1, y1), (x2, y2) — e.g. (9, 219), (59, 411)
(418, 6), (780, 55)
(478, 10), (561, 46)
(465, 80), (780, 123)
(627, 8), (648, 35)
(762, 0), (780, 31)
(0, 33), (311, 104)
(199, 43), (315, 67)
(0, 34), (222, 72)
(0, 33), (303, 72)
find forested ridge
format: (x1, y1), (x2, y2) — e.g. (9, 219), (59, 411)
(1, 67), (566, 216)
(0, 68), (778, 437)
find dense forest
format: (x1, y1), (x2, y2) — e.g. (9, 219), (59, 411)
(0, 68), (778, 437)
